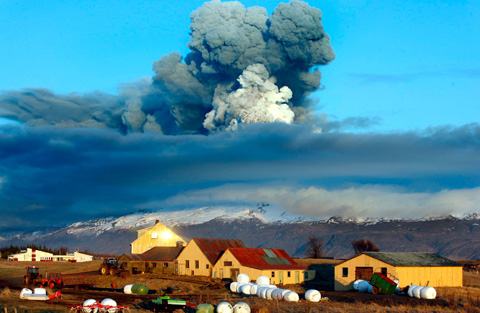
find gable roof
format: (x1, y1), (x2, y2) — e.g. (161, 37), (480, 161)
(364, 252), (460, 267)
(119, 246), (184, 262)
(193, 238), (245, 264)
(227, 247), (305, 270)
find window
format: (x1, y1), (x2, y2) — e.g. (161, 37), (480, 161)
(342, 267), (348, 277)
(195, 260), (199, 269)
(287, 271), (291, 277)
(206, 264), (209, 269)
(163, 262), (169, 268)
(186, 260), (190, 269)
(271, 271), (275, 278)
(224, 261), (233, 266)
(381, 267), (388, 275)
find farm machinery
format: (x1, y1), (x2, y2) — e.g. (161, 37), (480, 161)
(24, 266), (64, 290)
(99, 257), (121, 275)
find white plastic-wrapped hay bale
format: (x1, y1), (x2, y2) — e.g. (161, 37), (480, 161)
(101, 298), (118, 313)
(240, 283), (253, 295)
(233, 302), (251, 313)
(412, 286), (423, 299)
(20, 288), (32, 299)
(230, 282), (239, 293)
(271, 289), (284, 300)
(236, 283), (246, 293)
(33, 288), (47, 295)
(250, 284), (258, 295)
(353, 279), (365, 291)
(265, 288), (276, 300)
(217, 301), (233, 313)
(256, 275), (270, 286)
(82, 299), (98, 313)
(407, 285), (416, 297)
(237, 274), (250, 284)
(420, 287), (437, 300)
(305, 289), (321, 302)
(357, 281), (372, 293)
(258, 287), (268, 299)
(284, 291), (299, 302)
(123, 284), (133, 294)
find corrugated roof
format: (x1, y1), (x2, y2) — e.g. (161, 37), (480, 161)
(364, 252), (460, 267)
(193, 238), (245, 264)
(228, 247), (305, 270)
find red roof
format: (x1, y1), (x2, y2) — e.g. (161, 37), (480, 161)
(227, 248), (305, 270)
(193, 238), (245, 264)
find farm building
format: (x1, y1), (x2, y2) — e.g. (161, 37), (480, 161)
(118, 245), (184, 274)
(130, 219), (186, 254)
(176, 238), (244, 277)
(7, 248), (93, 262)
(334, 252), (463, 290)
(213, 247), (306, 285)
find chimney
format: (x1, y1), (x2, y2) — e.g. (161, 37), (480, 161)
(155, 219), (160, 225)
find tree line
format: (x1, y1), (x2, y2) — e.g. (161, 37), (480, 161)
(305, 236), (380, 258)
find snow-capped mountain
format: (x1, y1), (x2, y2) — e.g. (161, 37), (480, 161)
(2, 208), (480, 259)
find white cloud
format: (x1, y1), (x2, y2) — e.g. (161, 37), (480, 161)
(160, 184), (480, 219)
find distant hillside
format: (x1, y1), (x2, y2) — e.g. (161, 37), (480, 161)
(2, 209), (480, 259)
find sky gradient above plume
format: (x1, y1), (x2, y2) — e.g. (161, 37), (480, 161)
(0, 0), (479, 232)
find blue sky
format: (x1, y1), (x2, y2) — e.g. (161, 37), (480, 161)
(1, 0), (478, 131)
(0, 1), (479, 232)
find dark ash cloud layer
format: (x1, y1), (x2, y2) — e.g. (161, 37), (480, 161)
(0, 123), (479, 231)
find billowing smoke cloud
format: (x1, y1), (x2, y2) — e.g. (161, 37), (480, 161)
(139, 0), (334, 134)
(204, 64), (294, 131)
(0, 0), (334, 134)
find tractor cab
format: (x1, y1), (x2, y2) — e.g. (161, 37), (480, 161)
(27, 266), (40, 277)
(24, 266), (42, 287)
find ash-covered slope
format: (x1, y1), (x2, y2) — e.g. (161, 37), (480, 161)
(2, 209), (480, 259)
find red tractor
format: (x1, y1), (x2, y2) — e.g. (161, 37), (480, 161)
(39, 272), (64, 290)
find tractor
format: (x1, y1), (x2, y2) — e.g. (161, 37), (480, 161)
(23, 266), (42, 287)
(39, 272), (64, 290)
(99, 257), (121, 275)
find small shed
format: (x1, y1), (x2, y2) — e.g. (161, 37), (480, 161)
(119, 245), (184, 274)
(334, 252), (463, 290)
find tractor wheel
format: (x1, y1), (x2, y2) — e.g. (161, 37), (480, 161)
(49, 281), (56, 289)
(100, 266), (108, 275)
(109, 268), (116, 276)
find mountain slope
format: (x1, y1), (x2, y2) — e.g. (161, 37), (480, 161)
(2, 209), (480, 259)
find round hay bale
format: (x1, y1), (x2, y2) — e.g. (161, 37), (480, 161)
(230, 282), (239, 293)
(412, 286), (422, 299)
(283, 291), (299, 302)
(256, 276), (270, 286)
(305, 289), (321, 302)
(420, 287), (437, 300)
(233, 302), (251, 313)
(123, 284), (133, 294)
(217, 301), (233, 313)
(237, 274), (250, 284)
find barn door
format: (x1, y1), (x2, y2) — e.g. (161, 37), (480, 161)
(230, 268), (240, 280)
(355, 267), (373, 280)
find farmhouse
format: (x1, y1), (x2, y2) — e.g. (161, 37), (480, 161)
(334, 252), (463, 290)
(7, 248), (93, 262)
(130, 220), (186, 254)
(213, 247), (306, 285)
(176, 238), (245, 276)
(118, 245), (184, 274)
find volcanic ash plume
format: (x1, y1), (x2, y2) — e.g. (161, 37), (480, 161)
(204, 64), (294, 131)
(144, 0), (334, 134)
(0, 0), (334, 135)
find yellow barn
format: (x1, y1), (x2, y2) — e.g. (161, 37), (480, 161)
(334, 252), (463, 290)
(176, 238), (245, 277)
(213, 247), (306, 285)
(131, 220), (186, 254)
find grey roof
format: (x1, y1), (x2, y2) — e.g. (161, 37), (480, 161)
(364, 252), (460, 267)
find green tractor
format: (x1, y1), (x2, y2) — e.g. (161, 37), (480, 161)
(99, 257), (120, 275)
